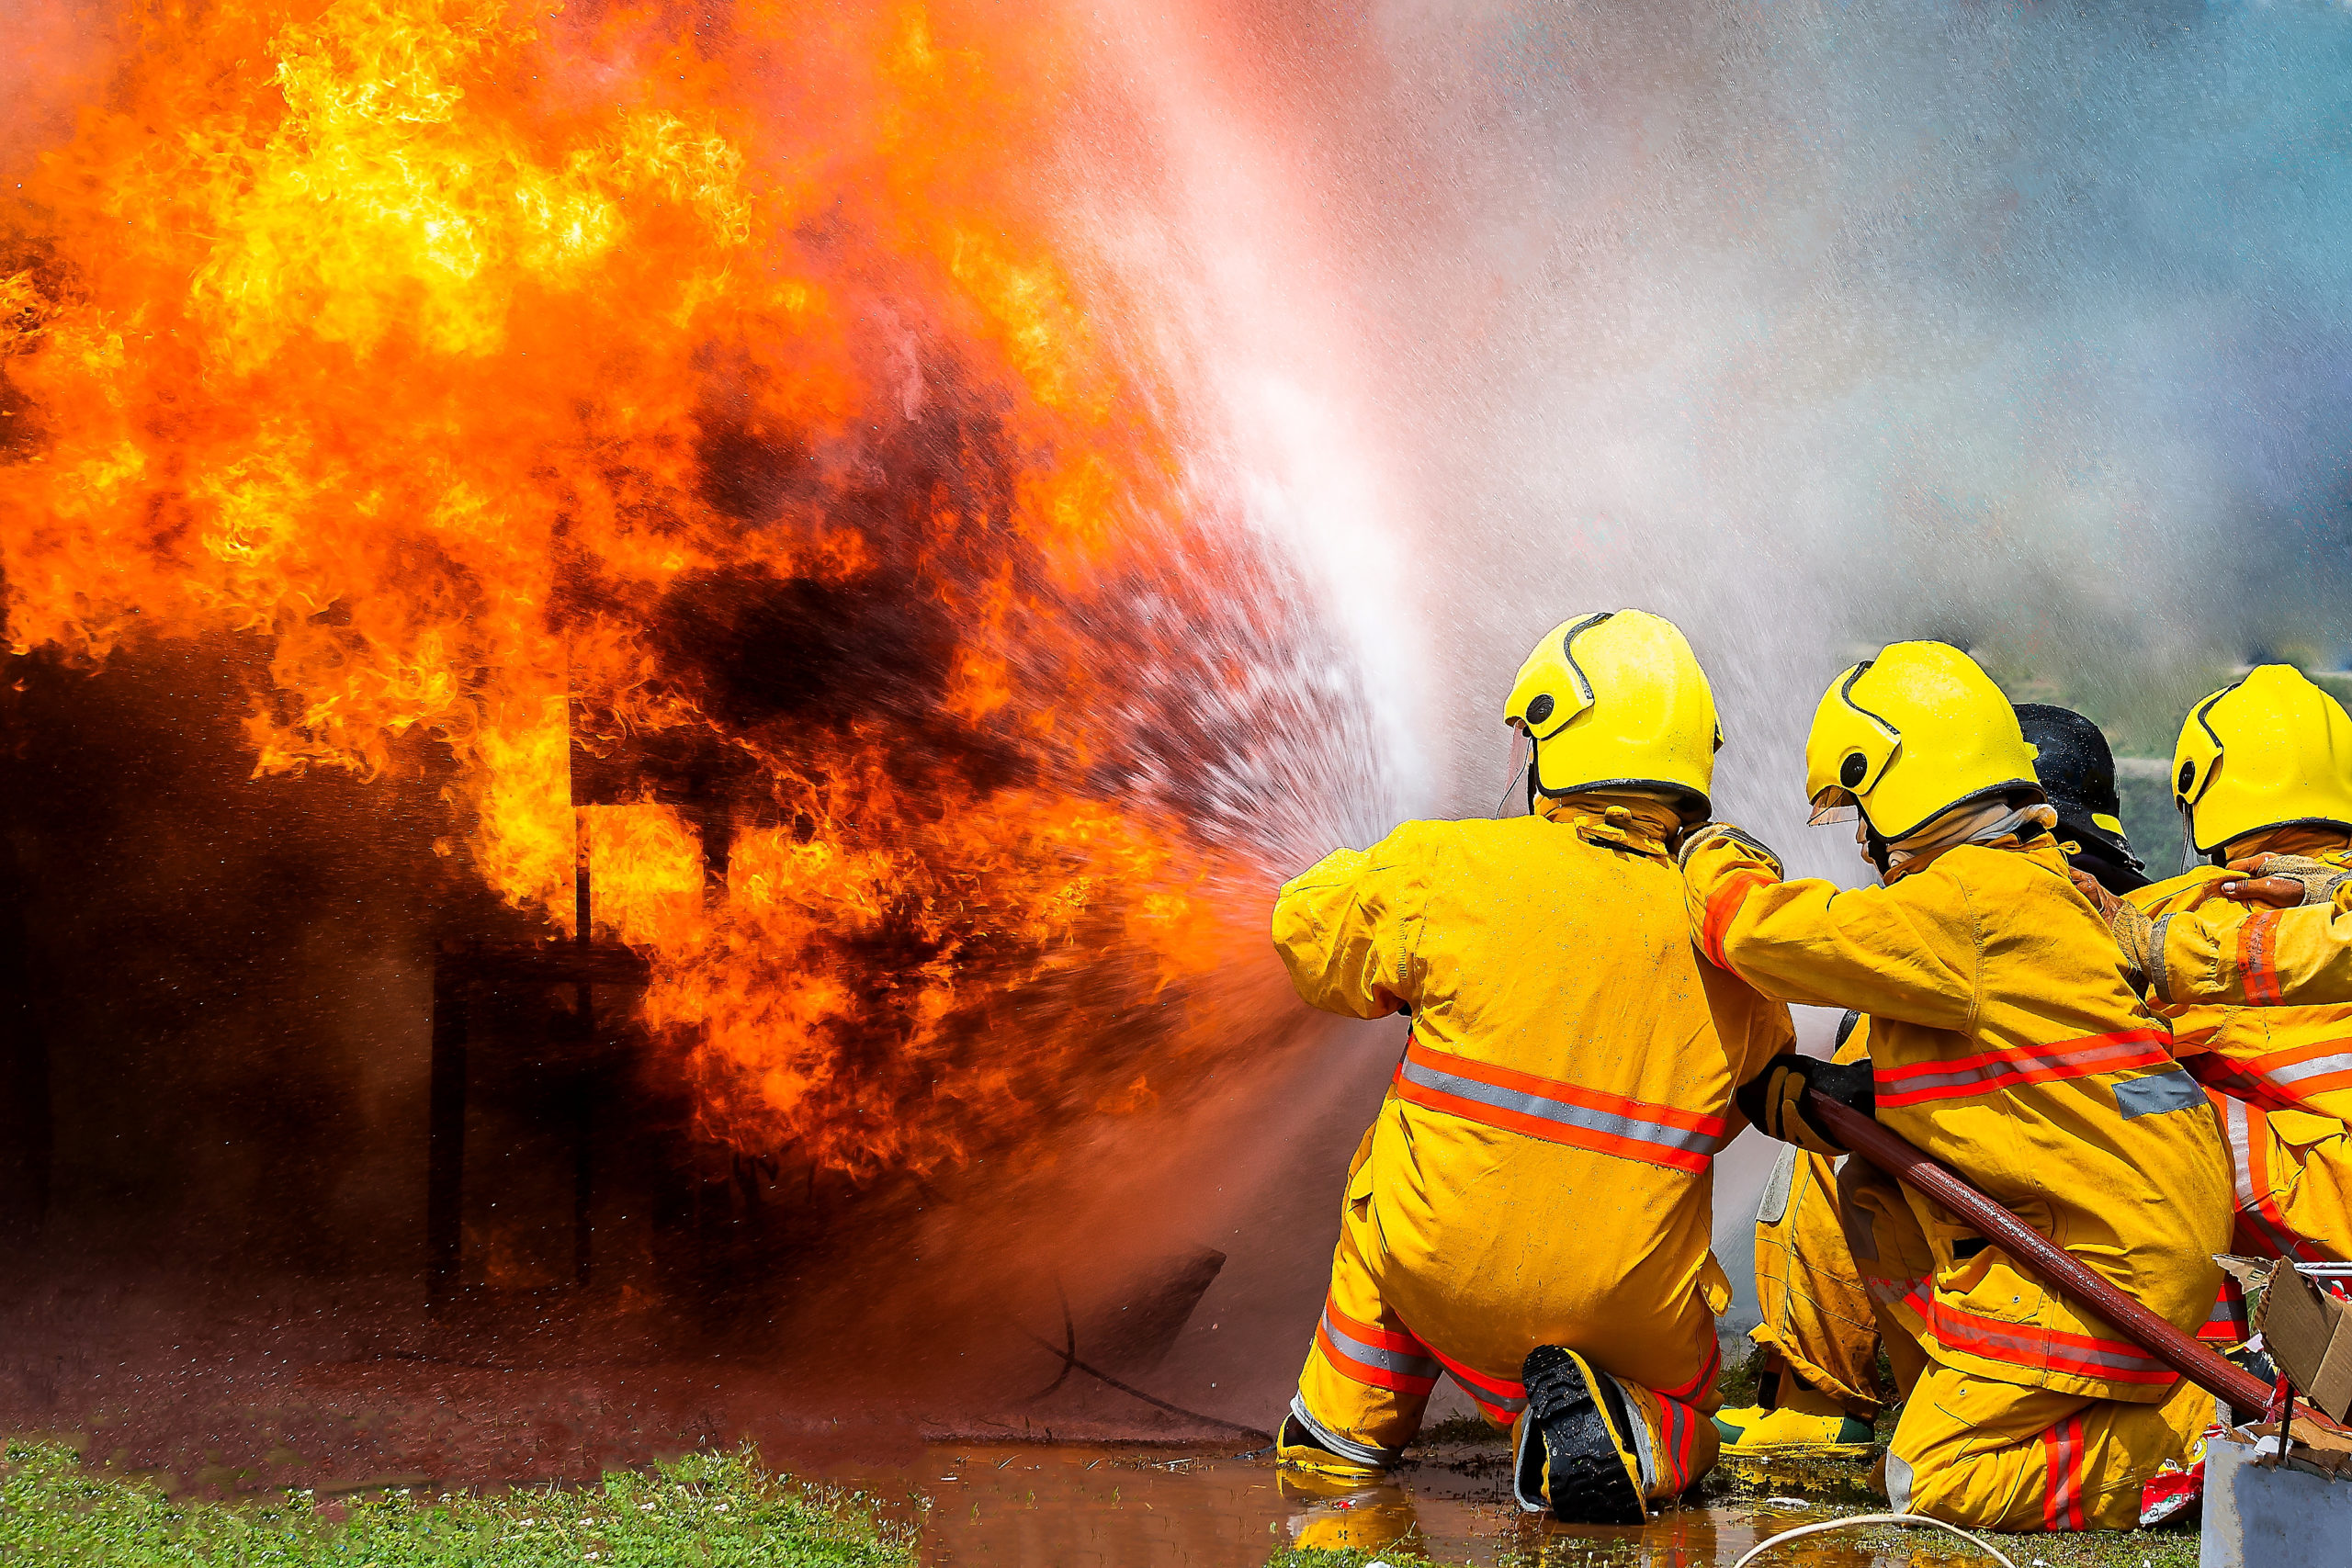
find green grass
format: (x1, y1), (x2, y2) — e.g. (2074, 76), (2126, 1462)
(0, 1438), (917, 1567)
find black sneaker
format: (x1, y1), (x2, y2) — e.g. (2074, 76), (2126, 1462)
(1512, 1345), (1646, 1525)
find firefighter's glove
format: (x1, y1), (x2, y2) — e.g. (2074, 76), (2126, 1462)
(1736, 1052), (1874, 1157)
(2072, 866), (2155, 994)
(2221, 854), (2350, 909)
(1675, 822), (1784, 878)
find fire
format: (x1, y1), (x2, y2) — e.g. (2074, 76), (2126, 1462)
(1, 0), (1322, 1179)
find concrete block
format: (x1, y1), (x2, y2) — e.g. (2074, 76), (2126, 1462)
(2201, 1427), (2352, 1568)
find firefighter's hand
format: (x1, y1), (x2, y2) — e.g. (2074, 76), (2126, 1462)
(1735, 1052), (1873, 1156)
(2219, 855), (2347, 908)
(1675, 821), (1784, 877)
(2069, 866), (2124, 921)
(2070, 865), (2158, 992)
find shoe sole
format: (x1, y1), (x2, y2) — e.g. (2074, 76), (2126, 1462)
(1521, 1347), (1646, 1526)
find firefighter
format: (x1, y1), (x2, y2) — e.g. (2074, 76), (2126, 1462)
(2104, 666), (2352, 1010)
(1681, 643), (2231, 1531)
(2101, 667), (2352, 1266)
(1712, 1007), (1886, 1463)
(1716, 703), (2168, 1464)
(1271, 610), (1794, 1524)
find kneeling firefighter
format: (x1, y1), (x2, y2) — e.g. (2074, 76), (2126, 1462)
(2111, 667), (2352, 1265)
(1680, 644), (2232, 1532)
(1716, 704), (2175, 1466)
(1271, 610), (1795, 1523)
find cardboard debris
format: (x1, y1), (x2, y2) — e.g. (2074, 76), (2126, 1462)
(2236, 1255), (2352, 1425)
(2217, 1415), (2352, 1478)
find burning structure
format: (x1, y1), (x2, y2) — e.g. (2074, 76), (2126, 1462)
(0, 0), (1379, 1429)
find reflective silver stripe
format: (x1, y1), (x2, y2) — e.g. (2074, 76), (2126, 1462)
(1884, 1450), (1915, 1511)
(2148, 913), (2174, 1005)
(1288, 1393), (1399, 1467)
(1511, 1410), (1547, 1514)
(1865, 1273), (1928, 1310)
(1940, 1314), (2161, 1374)
(1452, 1376), (1526, 1415)
(1609, 1369), (1656, 1492)
(1884, 1037), (2154, 1097)
(2222, 1098), (2259, 1208)
(1756, 1145), (1801, 1226)
(1319, 1310), (1440, 1382)
(2265, 1052), (2352, 1089)
(1398, 1057), (1719, 1156)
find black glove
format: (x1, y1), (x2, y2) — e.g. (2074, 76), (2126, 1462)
(1735, 1052), (1875, 1156)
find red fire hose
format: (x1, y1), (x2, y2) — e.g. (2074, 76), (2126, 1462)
(1805, 1090), (2295, 1421)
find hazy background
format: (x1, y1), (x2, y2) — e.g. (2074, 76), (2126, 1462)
(1098, 0), (2352, 1379)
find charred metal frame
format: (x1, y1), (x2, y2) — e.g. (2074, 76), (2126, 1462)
(423, 708), (741, 1314)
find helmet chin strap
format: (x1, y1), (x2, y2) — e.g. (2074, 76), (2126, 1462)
(1863, 823), (1892, 874)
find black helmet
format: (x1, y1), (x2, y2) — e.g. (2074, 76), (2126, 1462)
(2015, 703), (2147, 894)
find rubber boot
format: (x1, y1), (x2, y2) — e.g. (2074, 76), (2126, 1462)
(1512, 1346), (1646, 1525)
(1711, 1354), (1783, 1443)
(1277, 1413), (1388, 1483)
(1717, 1376), (1874, 1457)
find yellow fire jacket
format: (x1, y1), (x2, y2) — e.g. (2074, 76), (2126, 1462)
(2153, 848), (2352, 1011)
(1273, 796), (1793, 1379)
(2132, 849), (2352, 1261)
(1681, 834), (2233, 1403)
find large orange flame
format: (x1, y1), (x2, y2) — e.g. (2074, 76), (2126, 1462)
(2, 0), (1326, 1179)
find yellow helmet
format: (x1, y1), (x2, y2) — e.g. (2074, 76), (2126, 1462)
(1502, 609), (1721, 822)
(1804, 642), (2041, 841)
(2172, 665), (2352, 855)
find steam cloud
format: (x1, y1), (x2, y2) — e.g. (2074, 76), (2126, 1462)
(1074, 0), (2352, 1352)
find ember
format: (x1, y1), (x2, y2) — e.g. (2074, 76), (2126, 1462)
(0, 0), (1351, 1183)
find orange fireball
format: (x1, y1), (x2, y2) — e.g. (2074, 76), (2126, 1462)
(1, 0), (1317, 1179)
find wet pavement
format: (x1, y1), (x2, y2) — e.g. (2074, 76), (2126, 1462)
(815, 1440), (1973, 1567)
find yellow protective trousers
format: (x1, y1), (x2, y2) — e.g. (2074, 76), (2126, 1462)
(1885, 1365), (2214, 1531)
(1293, 1121), (1723, 1501)
(1751, 1144), (1886, 1415)
(1837, 1160), (2211, 1532)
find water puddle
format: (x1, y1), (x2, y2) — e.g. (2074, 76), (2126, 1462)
(818, 1441), (1921, 1566)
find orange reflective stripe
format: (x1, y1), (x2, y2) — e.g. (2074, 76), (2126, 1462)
(1929, 1301), (2175, 1386)
(1403, 1331), (1526, 1419)
(1656, 1393), (1702, 1493)
(2200, 1279), (2248, 1345)
(2242, 908), (2284, 1006)
(1700, 869), (1769, 970)
(1393, 1037), (1726, 1174)
(1873, 1028), (2171, 1108)
(1657, 1337), (1720, 1405)
(2188, 1054), (2305, 1116)
(1314, 1297), (1440, 1396)
(2187, 1041), (2352, 1113)
(2041, 1414), (2088, 1531)
(2219, 1096), (2336, 1264)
